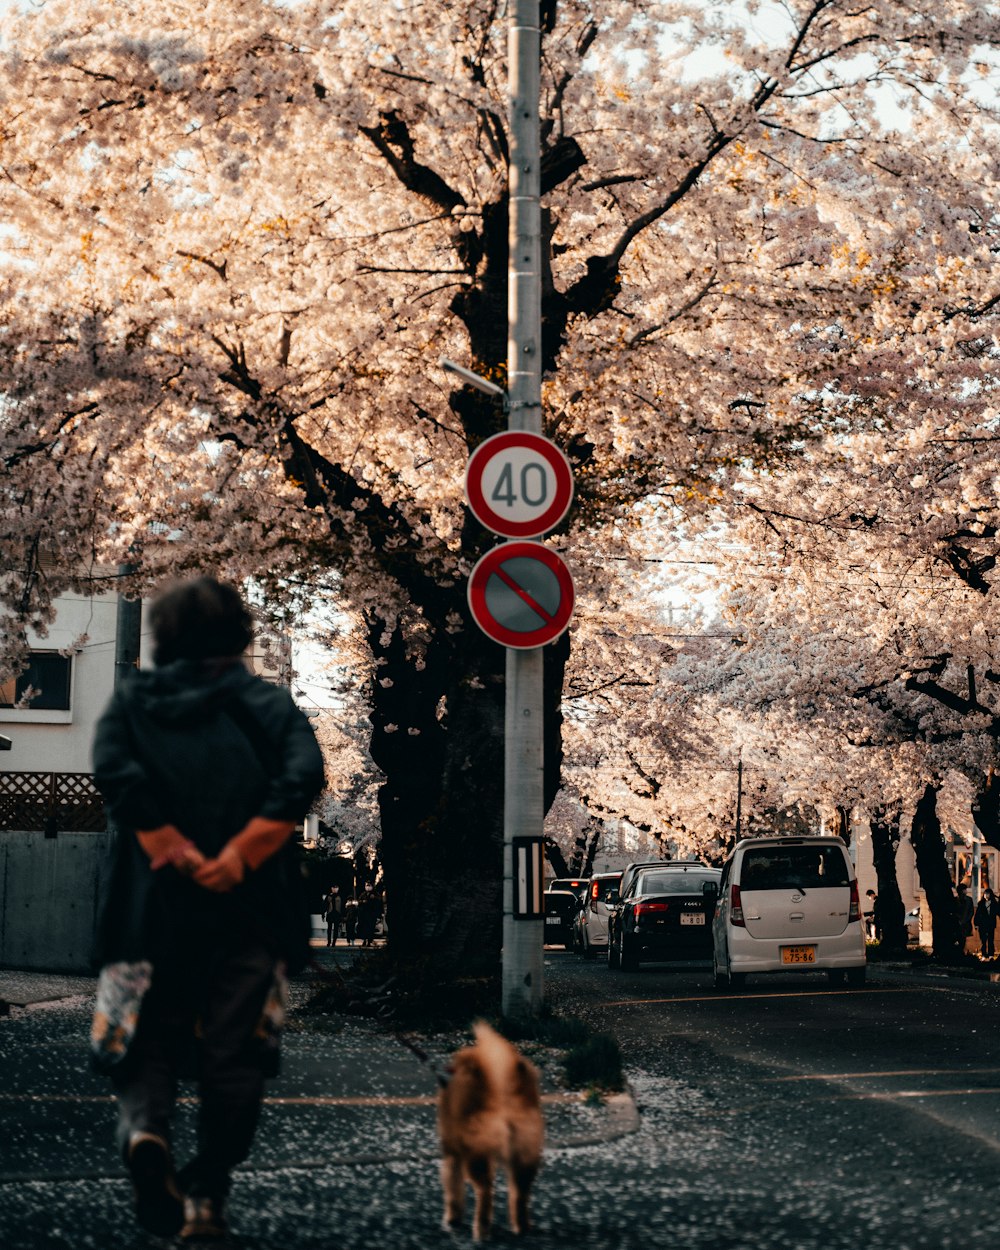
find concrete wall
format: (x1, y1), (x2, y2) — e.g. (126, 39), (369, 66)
(0, 830), (112, 972)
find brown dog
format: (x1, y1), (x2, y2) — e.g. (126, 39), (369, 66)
(437, 1021), (544, 1241)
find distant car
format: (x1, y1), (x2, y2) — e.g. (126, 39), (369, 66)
(712, 835), (867, 990)
(905, 907), (920, 943)
(607, 863), (721, 970)
(616, 860), (678, 904)
(547, 877), (589, 902)
(544, 889), (580, 949)
(572, 871), (623, 960)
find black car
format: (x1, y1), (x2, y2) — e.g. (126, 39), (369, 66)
(608, 863), (721, 970)
(615, 858), (708, 903)
(544, 889), (580, 949)
(548, 877), (589, 902)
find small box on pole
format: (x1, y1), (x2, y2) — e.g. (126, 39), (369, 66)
(512, 836), (545, 918)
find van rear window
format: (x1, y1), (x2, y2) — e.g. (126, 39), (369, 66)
(740, 846), (850, 891)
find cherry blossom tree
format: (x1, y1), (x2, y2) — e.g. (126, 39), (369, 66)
(1, 0), (998, 974)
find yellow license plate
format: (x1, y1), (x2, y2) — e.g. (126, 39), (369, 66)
(781, 945), (816, 964)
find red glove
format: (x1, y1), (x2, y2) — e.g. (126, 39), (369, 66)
(190, 818), (294, 894)
(192, 843), (246, 893)
(136, 825), (205, 874)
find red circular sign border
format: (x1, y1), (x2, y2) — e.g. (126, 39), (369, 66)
(467, 542), (575, 649)
(465, 431), (574, 538)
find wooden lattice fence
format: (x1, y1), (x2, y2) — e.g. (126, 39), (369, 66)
(0, 771), (106, 833)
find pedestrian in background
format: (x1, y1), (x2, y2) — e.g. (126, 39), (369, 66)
(864, 890), (878, 942)
(324, 885), (343, 947)
(356, 883), (381, 947)
(92, 576), (325, 1242)
(344, 896), (358, 946)
(957, 882), (974, 954)
(975, 888), (999, 960)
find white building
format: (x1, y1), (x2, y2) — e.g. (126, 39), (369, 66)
(0, 584), (294, 970)
(1, 588), (122, 776)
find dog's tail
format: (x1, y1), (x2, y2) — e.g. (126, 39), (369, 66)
(472, 1021), (536, 1100)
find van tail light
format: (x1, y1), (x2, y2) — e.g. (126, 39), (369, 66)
(635, 901), (668, 917)
(849, 879), (861, 923)
(590, 880), (599, 912)
(730, 884), (746, 927)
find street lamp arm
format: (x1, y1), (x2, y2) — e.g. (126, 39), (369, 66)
(439, 357), (507, 399)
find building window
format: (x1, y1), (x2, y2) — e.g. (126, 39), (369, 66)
(0, 652), (73, 711)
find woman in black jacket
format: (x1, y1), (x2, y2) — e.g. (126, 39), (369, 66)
(92, 577), (325, 1241)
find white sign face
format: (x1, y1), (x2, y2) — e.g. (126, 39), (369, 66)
(465, 431), (574, 538)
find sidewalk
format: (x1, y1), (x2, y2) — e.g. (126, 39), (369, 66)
(0, 938), (638, 1172)
(0, 939), (638, 1248)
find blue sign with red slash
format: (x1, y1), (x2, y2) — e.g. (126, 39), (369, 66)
(467, 542), (575, 649)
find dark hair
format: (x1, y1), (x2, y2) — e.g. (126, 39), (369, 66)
(149, 577), (254, 666)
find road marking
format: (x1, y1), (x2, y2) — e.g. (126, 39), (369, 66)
(767, 1067), (1000, 1082)
(0, 1091), (582, 1108)
(802, 1087), (1000, 1101)
(597, 986), (943, 1008)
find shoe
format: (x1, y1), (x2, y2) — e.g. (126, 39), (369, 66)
(181, 1195), (228, 1241)
(127, 1132), (184, 1237)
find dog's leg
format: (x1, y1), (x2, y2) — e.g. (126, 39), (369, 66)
(508, 1162), (538, 1236)
(440, 1153), (465, 1231)
(467, 1155), (494, 1242)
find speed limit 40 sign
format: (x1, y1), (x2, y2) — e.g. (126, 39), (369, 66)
(465, 431), (574, 538)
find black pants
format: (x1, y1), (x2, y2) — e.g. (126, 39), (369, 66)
(326, 916), (340, 945)
(112, 939), (276, 1200)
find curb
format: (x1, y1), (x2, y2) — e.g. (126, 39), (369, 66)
(876, 962), (1000, 988)
(549, 1086), (640, 1149)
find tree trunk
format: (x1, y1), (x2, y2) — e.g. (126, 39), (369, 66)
(581, 821), (603, 878)
(544, 838), (570, 879)
(972, 769), (1000, 850)
(832, 805), (851, 845)
(869, 803), (907, 953)
(910, 783), (962, 958)
(367, 613), (569, 979)
(569, 819), (602, 876)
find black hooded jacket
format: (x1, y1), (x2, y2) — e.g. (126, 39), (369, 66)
(91, 659), (325, 970)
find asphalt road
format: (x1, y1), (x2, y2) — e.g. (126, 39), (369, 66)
(1, 952), (999, 1249)
(550, 951), (1000, 1249)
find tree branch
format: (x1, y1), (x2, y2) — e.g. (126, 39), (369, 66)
(360, 110), (466, 213)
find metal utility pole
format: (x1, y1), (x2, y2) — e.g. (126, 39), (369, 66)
(735, 753), (744, 841)
(502, 0), (545, 1018)
(114, 563), (142, 691)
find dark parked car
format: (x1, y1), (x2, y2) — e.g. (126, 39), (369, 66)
(547, 877), (589, 902)
(544, 889), (580, 949)
(608, 863), (721, 970)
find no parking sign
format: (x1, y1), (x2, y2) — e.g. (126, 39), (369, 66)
(467, 542), (574, 649)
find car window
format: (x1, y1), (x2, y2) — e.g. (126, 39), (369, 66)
(550, 879), (587, 897)
(635, 870), (720, 895)
(739, 846), (850, 890)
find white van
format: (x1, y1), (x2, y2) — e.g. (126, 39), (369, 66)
(572, 871), (622, 960)
(712, 836), (866, 990)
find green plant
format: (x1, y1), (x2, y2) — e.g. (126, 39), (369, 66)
(561, 1031), (624, 1093)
